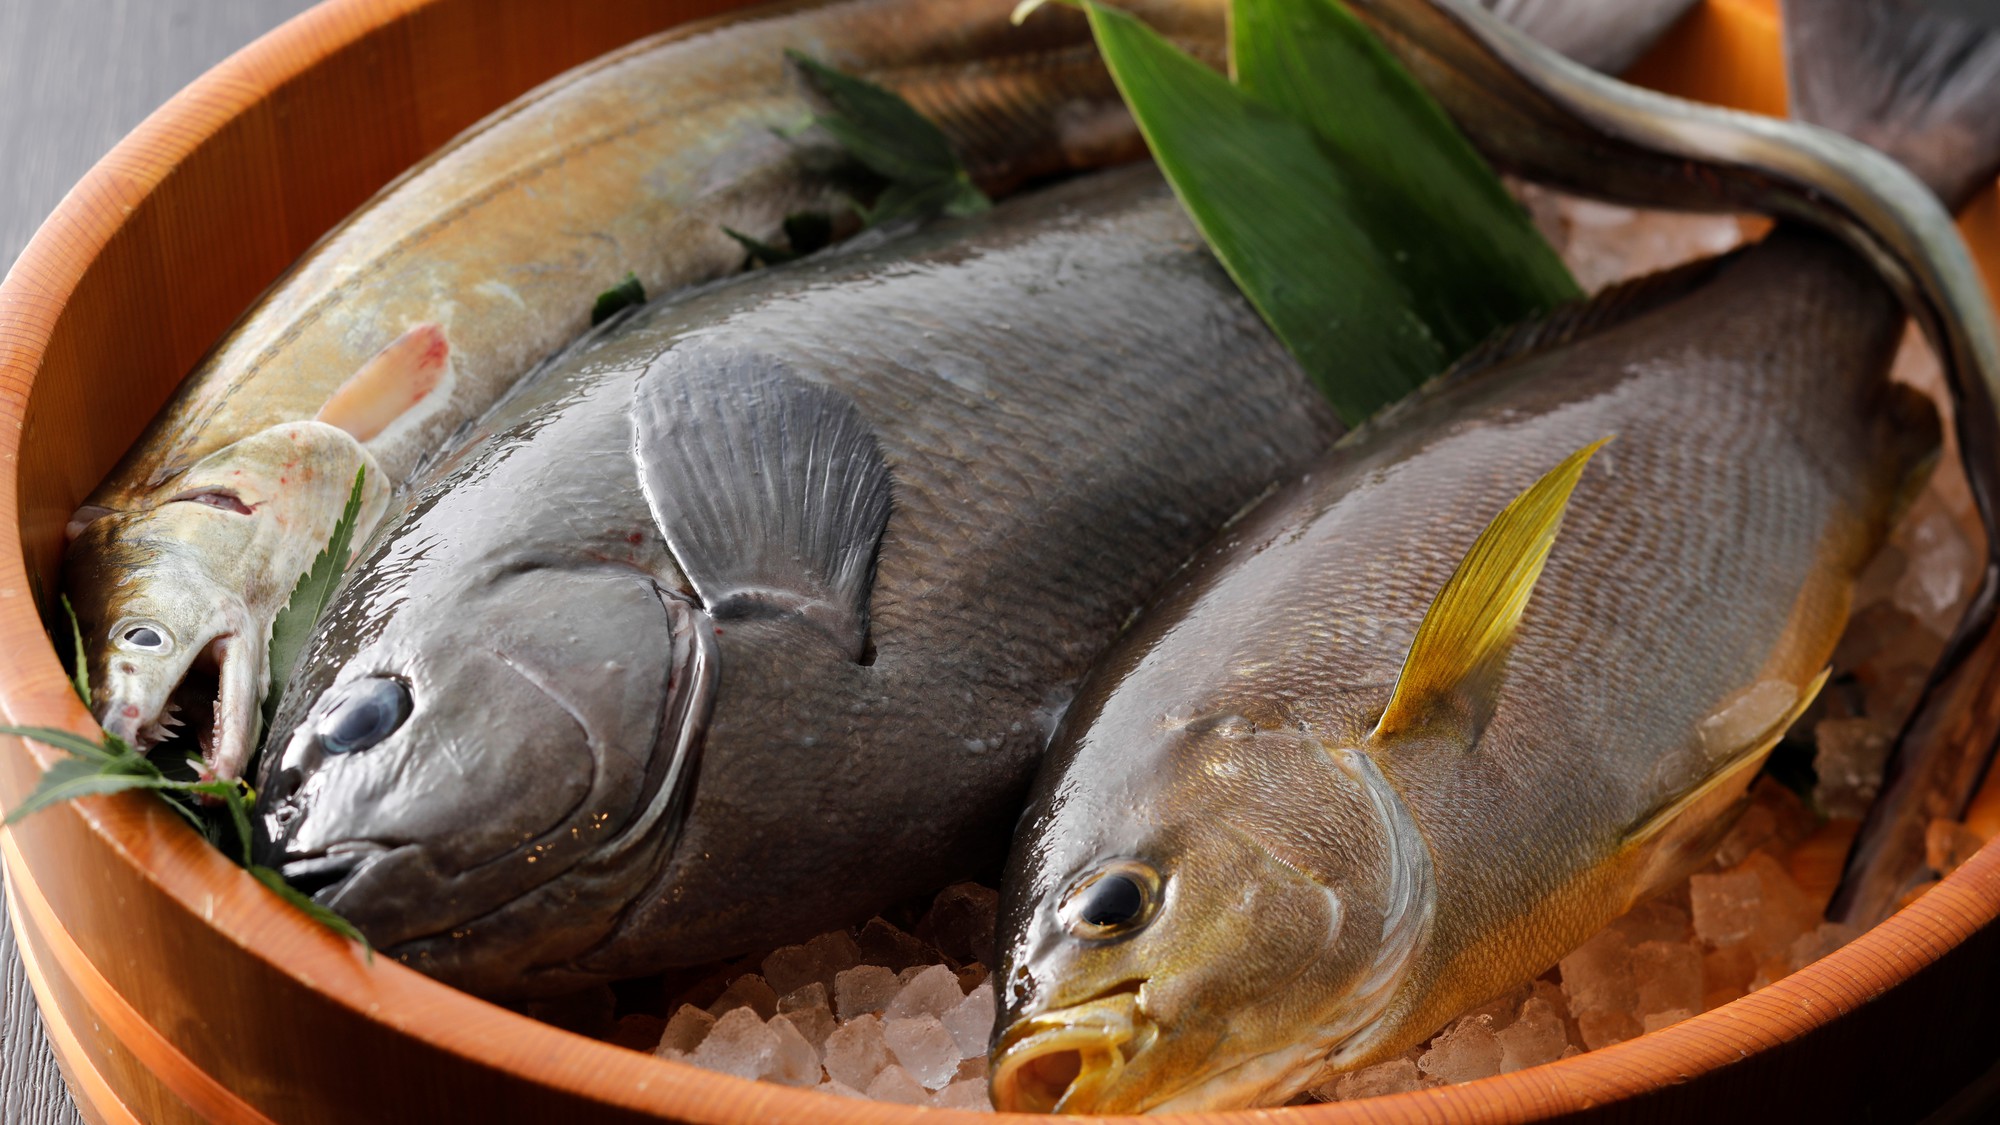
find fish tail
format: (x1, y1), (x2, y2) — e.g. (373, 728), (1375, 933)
(1786, 0), (2000, 212)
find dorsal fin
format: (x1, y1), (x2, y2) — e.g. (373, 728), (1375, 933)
(1439, 250), (1739, 385)
(1370, 436), (1609, 745)
(631, 351), (893, 663)
(1787, 0), (2000, 211)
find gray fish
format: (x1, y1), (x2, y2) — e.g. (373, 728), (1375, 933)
(990, 0), (2000, 1113)
(250, 166), (1339, 998)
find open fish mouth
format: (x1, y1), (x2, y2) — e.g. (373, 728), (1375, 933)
(992, 987), (1154, 1113)
(100, 628), (259, 784)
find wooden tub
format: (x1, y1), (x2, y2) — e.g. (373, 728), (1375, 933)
(2, 0), (1998, 1121)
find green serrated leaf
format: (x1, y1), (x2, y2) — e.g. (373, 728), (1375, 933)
(591, 272), (647, 326)
(1078, 2), (1438, 422)
(0, 724), (119, 762)
(264, 468), (366, 732)
(61, 595), (89, 708)
(249, 865), (372, 958)
(785, 52), (992, 229)
(5, 768), (183, 825)
(1229, 0), (1578, 355)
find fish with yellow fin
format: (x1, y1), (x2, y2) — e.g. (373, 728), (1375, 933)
(990, 0), (2000, 1111)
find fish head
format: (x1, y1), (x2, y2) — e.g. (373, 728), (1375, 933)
(66, 421), (382, 769)
(253, 559), (713, 997)
(991, 704), (1432, 1113)
(66, 502), (260, 752)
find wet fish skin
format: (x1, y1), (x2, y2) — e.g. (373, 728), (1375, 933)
(252, 167), (1341, 999)
(991, 230), (1938, 1113)
(62, 0), (1228, 782)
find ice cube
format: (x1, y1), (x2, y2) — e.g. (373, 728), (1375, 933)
(767, 1015), (823, 1087)
(658, 1004), (716, 1057)
(779, 981), (828, 1015)
(954, 1055), (990, 1082)
(1894, 506), (1977, 637)
(1641, 1008), (1694, 1034)
(1926, 818), (1987, 877)
(1417, 1014), (1501, 1084)
(916, 883), (1002, 967)
(777, 1004), (836, 1056)
(692, 1007), (781, 1081)
(1785, 922), (1862, 973)
(887, 964), (965, 1021)
(933, 1078), (991, 1110)
(1327, 1057), (1427, 1101)
(762, 943), (824, 997)
(1496, 997), (1568, 1073)
(858, 918), (935, 971)
(1734, 853), (1822, 959)
(707, 973), (779, 1020)
(823, 1013), (893, 1090)
(1576, 1009), (1642, 1051)
(835, 964), (903, 1019)
(866, 1064), (932, 1105)
(1813, 717), (1894, 819)
(1610, 898), (1693, 947)
(943, 982), (997, 1059)
(1701, 944), (1756, 1012)
(1689, 869), (1760, 948)
(884, 1017), (962, 1090)
(1460, 985), (1531, 1034)
(817, 1079), (868, 1100)
(612, 1014), (666, 1053)
(1558, 930), (1636, 1016)
(1632, 940), (1703, 1019)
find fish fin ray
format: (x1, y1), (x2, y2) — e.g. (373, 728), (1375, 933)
(1369, 437), (1609, 745)
(631, 351), (892, 662)
(316, 323), (451, 443)
(1787, 0), (2000, 209)
(1625, 667), (1831, 860)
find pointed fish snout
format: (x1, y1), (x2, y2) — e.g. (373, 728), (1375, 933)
(991, 992), (1147, 1113)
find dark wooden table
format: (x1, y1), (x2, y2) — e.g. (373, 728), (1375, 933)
(0, 4), (319, 1121)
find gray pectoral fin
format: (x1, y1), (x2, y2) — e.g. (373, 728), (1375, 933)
(631, 351), (893, 662)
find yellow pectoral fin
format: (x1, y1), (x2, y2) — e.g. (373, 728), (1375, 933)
(1621, 667), (1831, 895)
(316, 322), (451, 442)
(1370, 436), (1612, 745)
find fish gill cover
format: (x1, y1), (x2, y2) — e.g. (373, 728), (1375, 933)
(1019, 0), (1579, 424)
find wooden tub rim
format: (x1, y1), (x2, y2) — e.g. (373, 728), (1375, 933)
(0, 0), (1994, 1120)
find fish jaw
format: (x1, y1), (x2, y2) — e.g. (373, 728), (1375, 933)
(992, 989), (1154, 1113)
(69, 421), (386, 775)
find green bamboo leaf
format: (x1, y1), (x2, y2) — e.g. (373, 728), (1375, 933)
(264, 469), (366, 731)
(61, 595), (89, 708)
(1229, 0), (1578, 354)
(249, 865), (372, 957)
(1078, 1), (1440, 422)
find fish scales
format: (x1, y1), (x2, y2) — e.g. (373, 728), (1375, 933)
(256, 167), (1339, 998)
(66, 0), (1227, 779)
(992, 228), (1933, 1112)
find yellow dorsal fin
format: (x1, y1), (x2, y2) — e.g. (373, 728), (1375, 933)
(1370, 437), (1611, 744)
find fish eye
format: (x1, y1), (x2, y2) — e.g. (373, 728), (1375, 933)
(1059, 859), (1160, 941)
(317, 677), (412, 756)
(110, 619), (174, 656)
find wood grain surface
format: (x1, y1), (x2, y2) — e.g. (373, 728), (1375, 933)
(0, 4), (319, 1122)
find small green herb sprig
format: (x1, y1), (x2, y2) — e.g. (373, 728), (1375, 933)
(4, 471), (371, 952)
